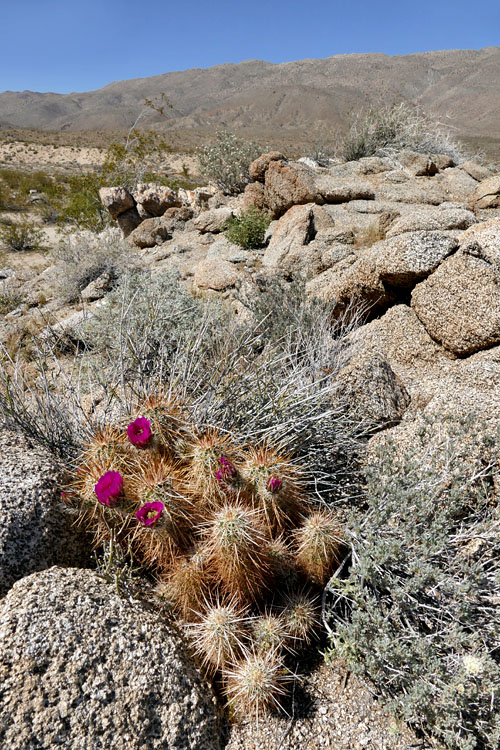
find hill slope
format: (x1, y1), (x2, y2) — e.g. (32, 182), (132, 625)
(1, 48), (499, 153)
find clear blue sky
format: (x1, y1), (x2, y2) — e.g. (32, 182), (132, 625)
(1, 0), (499, 93)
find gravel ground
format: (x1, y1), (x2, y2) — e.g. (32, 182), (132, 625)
(226, 658), (438, 750)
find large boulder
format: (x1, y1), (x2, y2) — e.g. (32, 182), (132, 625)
(385, 206), (476, 236)
(0, 567), (220, 749)
(248, 151), (286, 182)
(193, 207), (233, 234)
(411, 244), (500, 356)
(375, 231), (459, 286)
(98, 187), (135, 219)
(375, 180), (447, 205)
(0, 428), (88, 597)
(306, 248), (392, 317)
(263, 160), (322, 217)
(459, 160), (492, 182)
(132, 183), (181, 216)
(314, 175), (375, 203)
(193, 257), (243, 291)
(336, 353), (410, 428)
(396, 150), (438, 176)
(262, 204), (315, 268)
(242, 181), (268, 211)
(472, 175), (500, 209)
(128, 216), (172, 248)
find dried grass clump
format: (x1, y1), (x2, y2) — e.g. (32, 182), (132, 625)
(339, 101), (465, 163)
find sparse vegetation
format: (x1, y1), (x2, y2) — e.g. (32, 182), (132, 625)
(198, 130), (262, 194)
(339, 101), (465, 162)
(0, 220), (45, 252)
(224, 207), (272, 248)
(324, 415), (500, 750)
(51, 227), (136, 302)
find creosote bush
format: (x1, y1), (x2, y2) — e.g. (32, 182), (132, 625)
(198, 130), (262, 194)
(0, 220), (45, 252)
(64, 393), (343, 717)
(224, 207), (272, 249)
(324, 415), (500, 750)
(339, 101), (465, 162)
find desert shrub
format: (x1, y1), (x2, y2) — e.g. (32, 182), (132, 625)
(57, 129), (170, 232)
(224, 207), (272, 248)
(0, 285), (24, 315)
(324, 415), (500, 749)
(0, 220), (45, 252)
(339, 102), (465, 162)
(52, 227), (136, 302)
(198, 130), (262, 194)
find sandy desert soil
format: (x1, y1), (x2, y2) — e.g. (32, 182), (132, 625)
(0, 139), (200, 177)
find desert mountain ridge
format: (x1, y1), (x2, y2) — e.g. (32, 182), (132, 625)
(0, 47), (499, 155)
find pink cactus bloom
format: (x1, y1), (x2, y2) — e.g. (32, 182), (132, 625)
(127, 417), (152, 446)
(216, 456), (237, 483)
(266, 475), (282, 493)
(136, 501), (164, 527)
(94, 471), (124, 506)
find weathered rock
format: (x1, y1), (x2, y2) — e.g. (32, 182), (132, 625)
(375, 231), (459, 286)
(397, 150), (438, 176)
(128, 216), (173, 248)
(411, 247), (500, 355)
(336, 354), (410, 427)
(385, 206), (476, 236)
(264, 161), (322, 217)
(116, 206), (143, 237)
(0, 429), (88, 597)
(437, 167), (479, 202)
(472, 175), (500, 209)
(262, 204), (315, 268)
(375, 180), (447, 205)
(80, 272), (113, 302)
(459, 160), (491, 182)
(178, 185), (217, 208)
(315, 175), (375, 203)
(0, 567), (220, 749)
(133, 183), (181, 216)
(431, 153), (455, 170)
(248, 151), (286, 182)
(194, 257), (242, 290)
(98, 187), (135, 219)
(194, 206), (233, 233)
(306, 248), (392, 317)
(242, 181), (268, 211)
(458, 217), (500, 258)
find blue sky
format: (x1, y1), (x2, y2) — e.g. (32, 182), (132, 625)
(1, 0), (499, 93)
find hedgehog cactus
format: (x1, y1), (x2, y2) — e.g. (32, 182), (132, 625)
(65, 389), (344, 719)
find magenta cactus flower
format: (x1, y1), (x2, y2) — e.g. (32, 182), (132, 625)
(266, 476), (282, 493)
(136, 501), (164, 527)
(127, 417), (152, 446)
(216, 456), (237, 483)
(94, 471), (124, 506)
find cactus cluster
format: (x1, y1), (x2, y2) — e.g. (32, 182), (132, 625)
(65, 391), (343, 718)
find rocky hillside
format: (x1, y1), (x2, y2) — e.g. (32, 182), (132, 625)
(1, 47), (500, 154)
(1, 148), (499, 749)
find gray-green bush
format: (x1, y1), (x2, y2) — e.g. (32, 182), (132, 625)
(52, 227), (136, 302)
(198, 130), (262, 194)
(325, 414), (500, 750)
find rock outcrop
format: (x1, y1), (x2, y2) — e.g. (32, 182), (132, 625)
(0, 428), (88, 597)
(0, 567), (220, 749)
